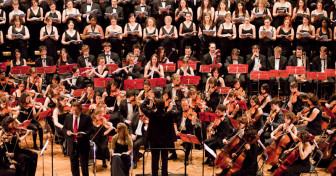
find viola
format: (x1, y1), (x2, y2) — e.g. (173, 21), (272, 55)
(296, 105), (314, 122)
(1, 77), (15, 86)
(258, 93), (268, 103)
(234, 87), (245, 100)
(317, 129), (336, 160)
(111, 88), (120, 97)
(207, 115), (224, 138)
(183, 108), (197, 121)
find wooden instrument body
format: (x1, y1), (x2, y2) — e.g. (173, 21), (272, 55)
(273, 149), (299, 176)
(265, 130), (291, 165)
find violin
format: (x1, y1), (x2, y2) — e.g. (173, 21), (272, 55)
(62, 106), (71, 112)
(234, 87), (245, 100)
(0, 77), (15, 86)
(258, 93), (268, 103)
(10, 127), (30, 134)
(111, 88), (120, 97)
(246, 105), (259, 125)
(289, 91), (300, 105)
(296, 105), (314, 122)
(207, 115), (224, 138)
(329, 100), (336, 113)
(182, 108), (197, 121)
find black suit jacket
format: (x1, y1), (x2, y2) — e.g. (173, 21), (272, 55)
(311, 56), (334, 72)
(288, 55), (310, 70)
(62, 113), (93, 154)
(179, 55), (196, 61)
(122, 64), (141, 79)
(98, 52), (121, 66)
(246, 54), (267, 72)
(119, 99), (138, 122)
(80, 2), (102, 19)
(225, 56), (244, 67)
(35, 56), (54, 67)
(105, 6), (124, 25)
(77, 54), (96, 68)
(267, 56), (287, 70)
(140, 99), (180, 146)
(65, 76), (86, 90)
(134, 4), (151, 26)
(202, 53), (213, 65)
(153, 0), (174, 27)
(206, 89), (220, 112)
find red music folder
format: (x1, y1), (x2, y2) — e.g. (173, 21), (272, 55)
(325, 69), (336, 77)
(10, 100), (18, 108)
(35, 97), (46, 104)
(286, 66), (306, 75)
(73, 88), (87, 97)
(217, 87), (231, 94)
(38, 108), (54, 121)
(122, 62), (141, 68)
(177, 61), (197, 70)
(82, 104), (91, 114)
(0, 62), (7, 72)
(250, 71), (270, 80)
(269, 70), (289, 78)
(306, 72), (327, 80)
(94, 78), (114, 87)
(198, 112), (219, 122)
(160, 63), (176, 72)
(237, 101), (248, 111)
(179, 133), (201, 145)
(58, 64), (78, 74)
(124, 79), (145, 89)
(106, 64), (119, 74)
(199, 64), (221, 73)
(228, 64), (248, 74)
(11, 66), (31, 74)
(180, 76), (200, 85)
(18, 119), (32, 128)
(36, 66), (57, 74)
(147, 78), (166, 87)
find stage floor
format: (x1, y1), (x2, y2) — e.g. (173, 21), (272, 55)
(25, 135), (332, 176)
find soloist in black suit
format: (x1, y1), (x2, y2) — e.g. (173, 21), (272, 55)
(62, 113), (93, 176)
(77, 54), (96, 68)
(105, 6), (124, 25)
(267, 55), (289, 94)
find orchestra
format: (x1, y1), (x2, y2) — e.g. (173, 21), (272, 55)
(1, 0), (336, 176)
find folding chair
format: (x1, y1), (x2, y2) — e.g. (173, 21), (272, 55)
(301, 149), (323, 176)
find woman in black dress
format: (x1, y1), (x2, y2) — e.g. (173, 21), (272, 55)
(90, 108), (115, 168)
(159, 16), (178, 62)
(259, 16), (276, 57)
(44, 1), (62, 34)
(61, 0), (81, 31)
(310, 0), (327, 29)
(40, 16), (59, 60)
(298, 94), (323, 136)
(27, 0), (43, 59)
(291, 0), (310, 31)
(61, 20), (81, 62)
(56, 48), (74, 67)
(296, 15), (315, 58)
(198, 12), (216, 55)
(144, 54), (164, 79)
(272, 0), (292, 28)
(315, 17), (332, 53)
(238, 16), (256, 57)
(16, 92), (43, 150)
(175, 0), (193, 27)
(214, 1), (230, 28)
(179, 12), (196, 56)
(276, 16), (294, 58)
(143, 17), (158, 60)
(251, 0), (271, 35)
(10, 49), (27, 68)
(105, 16), (123, 57)
(52, 95), (70, 137)
(7, 16), (30, 59)
(88, 56), (109, 78)
(176, 58), (194, 76)
(103, 80), (121, 124)
(217, 13), (236, 58)
(258, 83), (272, 114)
(82, 16), (104, 57)
(110, 122), (133, 176)
(123, 13), (142, 57)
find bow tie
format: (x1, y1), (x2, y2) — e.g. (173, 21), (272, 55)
(275, 58), (280, 60)
(105, 54), (110, 56)
(42, 57), (46, 60)
(141, 5), (146, 7)
(297, 57), (302, 60)
(112, 7), (117, 9)
(85, 56), (89, 59)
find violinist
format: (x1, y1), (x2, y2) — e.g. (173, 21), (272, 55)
(266, 112), (298, 172)
(43, 83), (61, 134)
(26, 67), (42, 93)
(258, 83), (272, 113)
(164, 74), (185, 107)
(0, 69), (16, 95)
(0, 98), (10, 123)
(118, 89), (138, 126)
(205, 77), (220, 112)
(44, 74), (62, 97)
(204, 104), (233, 166)
(12, 80), (27, 101)
(90, 108), (114, 168)
(278, 130), (314, 176)
(137, 80), (154, 102)
(174, 98), (197, 165)
(52, 95), (70, 138)
(176, 58), (195, 76)
(297, 94), (323, 136)
(247, 95), (263, 130)
(129, 106), (149, 169)
(217, 128), (259, 176)
(231, 78), (246, 102)
(224, 48), (246, 87)
(79, 84), (94, 104)
(89, 92), (107, 114)
(0, 138), (19, 176)
(189, 88), (202, 113)
(102, 80), (120, 114)
(205, 67), (225, 93)
(260, 100), (285, 144)
(224, 92), (239, 124)
(1, 116), (37, 176)
(162, 90), (173, 112)
(64, 66), (86, 92)
(286, 82), (304, 114)
(16, 92), (43, 150)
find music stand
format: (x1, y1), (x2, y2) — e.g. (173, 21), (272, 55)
(269, 70), (289, 98)
(36, 66), (57, 74)
(94, 78), (114, 88)
(73, 88), (87, 97)
(198, 112), (218, 123)
(11, 66), (31, 74)
(38, 108), (54, 121)
(124, 79), (144, 89)
(18, 119), (32, 128)
(179, 133), (201, 165)
(217, 87), (231, 94)
(106, 64), (119, 74)
(228, 64), (249, 74)
(306, 72), (327, 96)
(177, 61), (197, 70)
(250, 71), (270, 93)
(180, 76), (201, 85)
(199, 64), (222, 73)
(160, 63), (176, 72)
(0, 62), (7, 72)
(58, 64), (77, 74)
(325, 69), (336, 94)
(287, 66), (306, 91)
(147, 78), (166, 87)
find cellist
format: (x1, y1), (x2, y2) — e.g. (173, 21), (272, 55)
(204, 104), (233, 167)
(266, 112), (298, 173)
(286, 82), (304, 114)
(325, 93), (336, 114)
(275, 130), (314, 176)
